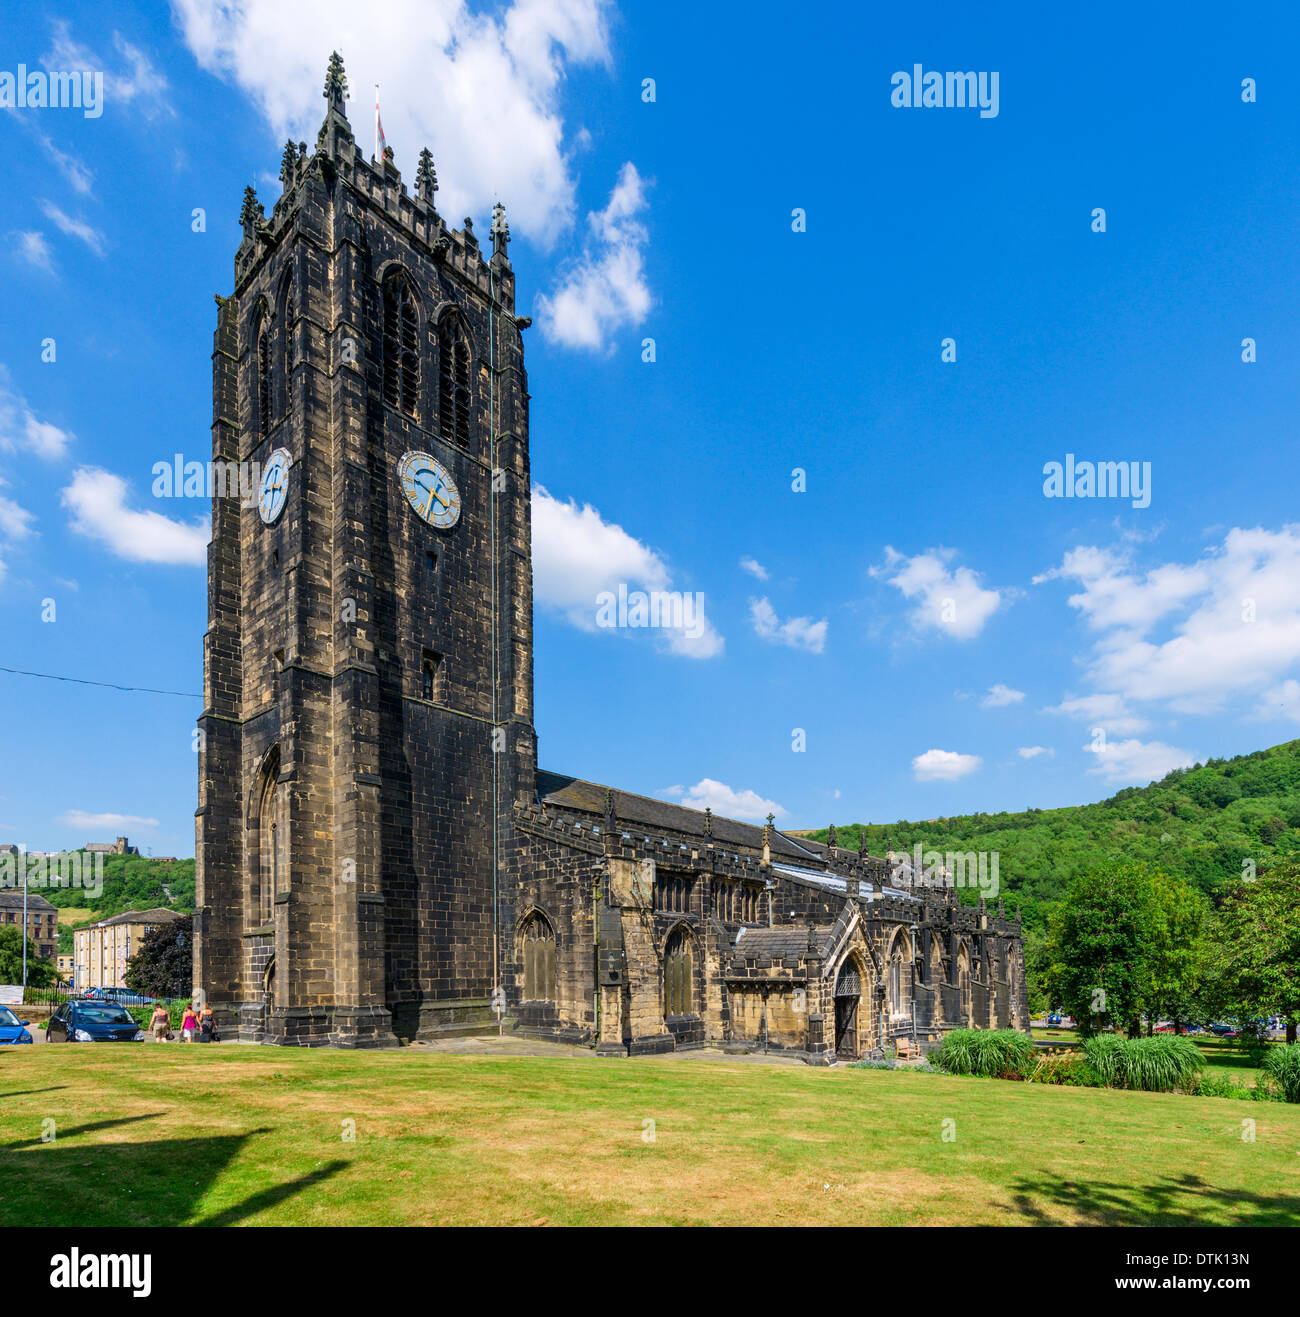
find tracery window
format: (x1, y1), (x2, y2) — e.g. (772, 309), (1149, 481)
(521, 913), (557, 1002)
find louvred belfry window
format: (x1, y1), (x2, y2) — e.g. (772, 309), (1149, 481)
(438, 315), (470, 445)
(382, 273), (420, 416)
(256, 312), (272, 439)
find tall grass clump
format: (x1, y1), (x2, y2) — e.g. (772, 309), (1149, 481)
(1084, 1034), (1203, 1092)
(936, 1028), (1034, 1079)
(1262, 1043), (1300, 1103)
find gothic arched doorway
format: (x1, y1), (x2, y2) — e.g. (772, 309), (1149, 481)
(833, 959), (862, 1059)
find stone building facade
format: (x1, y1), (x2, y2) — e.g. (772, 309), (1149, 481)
(194, 56), (1029, 1058)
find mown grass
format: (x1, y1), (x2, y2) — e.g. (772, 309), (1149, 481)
(1, 1044), (1298, 1226)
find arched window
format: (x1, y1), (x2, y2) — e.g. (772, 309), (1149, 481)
(663, 926), (694, 1017)
(257, 767), (279, 925)
(255, 307), (273, 440)
(281, 273), (296, 396)
(521, 913), (556, 1002)
(382, 271), (420, 416)
(889, 933), (910, 1018)
(438, 314), (470, 445)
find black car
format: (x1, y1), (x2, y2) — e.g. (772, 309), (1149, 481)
(47, 999), (145, 1043)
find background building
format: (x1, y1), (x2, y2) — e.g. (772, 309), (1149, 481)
(0, 891), (58, 961)
(74, 908), (180, 991)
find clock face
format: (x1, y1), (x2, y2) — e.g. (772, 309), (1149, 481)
(398, 451), (461, 529)
(258, 448), (293, 525)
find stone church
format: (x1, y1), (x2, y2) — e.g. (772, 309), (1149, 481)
(194, 56), (1029, 1059)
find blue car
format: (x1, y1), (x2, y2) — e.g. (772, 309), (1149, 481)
(46, 999), (145, 1043)
(0, 1005), (34, 1044)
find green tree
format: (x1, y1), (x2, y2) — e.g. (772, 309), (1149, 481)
(0, 924), (57, 987)
(1045, 863), (1165, 1036)
(124, 915), (192, 999)
(1146, 871), (1210, 1033)
(1212, 862), (1300, 1044)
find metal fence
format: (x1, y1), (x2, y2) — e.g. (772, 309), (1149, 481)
(22, 986), (158, 1008)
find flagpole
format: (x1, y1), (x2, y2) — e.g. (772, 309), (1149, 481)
(374, 83), (379, 163)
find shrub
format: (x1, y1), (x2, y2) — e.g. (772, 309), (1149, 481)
(1262, 1043), (1300, 1103)
(1194, 1071), (1268, 1101)
(1028, 1048), (1100, 1087)
(936, 1029), (1034, 1079)
(127, 999), (191, 1033)
(1084, 1034), (1204, 1092)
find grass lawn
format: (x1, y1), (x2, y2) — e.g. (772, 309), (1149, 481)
(1, 1044), (1297, 1227)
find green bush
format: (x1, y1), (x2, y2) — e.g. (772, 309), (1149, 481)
(1262, 1043), (1300, 1103)
(936, 1029), (1034, 1079)
(1194, 1071), (1273, 1101)
(1083, 1034), (1204, 1092)
(127, 999), (192, 1033)
(1028, 1048), (1100, 1087)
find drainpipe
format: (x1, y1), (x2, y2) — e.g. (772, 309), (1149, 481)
(489, 262), (500, 1035)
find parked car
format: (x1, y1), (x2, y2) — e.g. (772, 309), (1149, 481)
(0, 1005), (33, 1044)
(1208, 1023), (1239, 1037)
(47, 999), (145, 1043)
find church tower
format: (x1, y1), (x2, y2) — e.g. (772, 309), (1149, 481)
(194, 54), (536, 1045)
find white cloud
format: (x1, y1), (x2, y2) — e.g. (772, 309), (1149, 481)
(22, 122), (94, 195)
(531, 484), (723, 658)
(536, 161), (651, 350)
(1042, 527), (1300, 717)
(912, 749), (982, 782)
(981, 683), (1024, 708)
(1256, 680), (1300, 724)
(60, 466), (208, 565)
(60, 810), (159, 832)
(1017, 745), (1053, 760)
(0, 367), (73, 459)
(873, 546), (1004, 640)
(662, 779), (786, 822)
(0, 476), (37, 584)
(171, 0), (610, 238)
(16, 232), (55, 274)
(1044, 691), (1149, 736)
(39, 201), (106, 255)
(749, 596), (827, 654)
(1084, 737), (1196, 786)
(43, 21), (173, 119)
(739, 556), (768, 581)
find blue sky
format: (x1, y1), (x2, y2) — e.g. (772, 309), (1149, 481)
(2, 1), (1300, 857)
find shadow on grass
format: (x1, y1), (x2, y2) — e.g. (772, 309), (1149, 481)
(1009, 1170), (1300, 1227)
(0, 1087), (67, 1100)
(194, 1161), (349, 1226)
(0, 1123), (345, 1227)
(4, 1111), (165, 1151)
